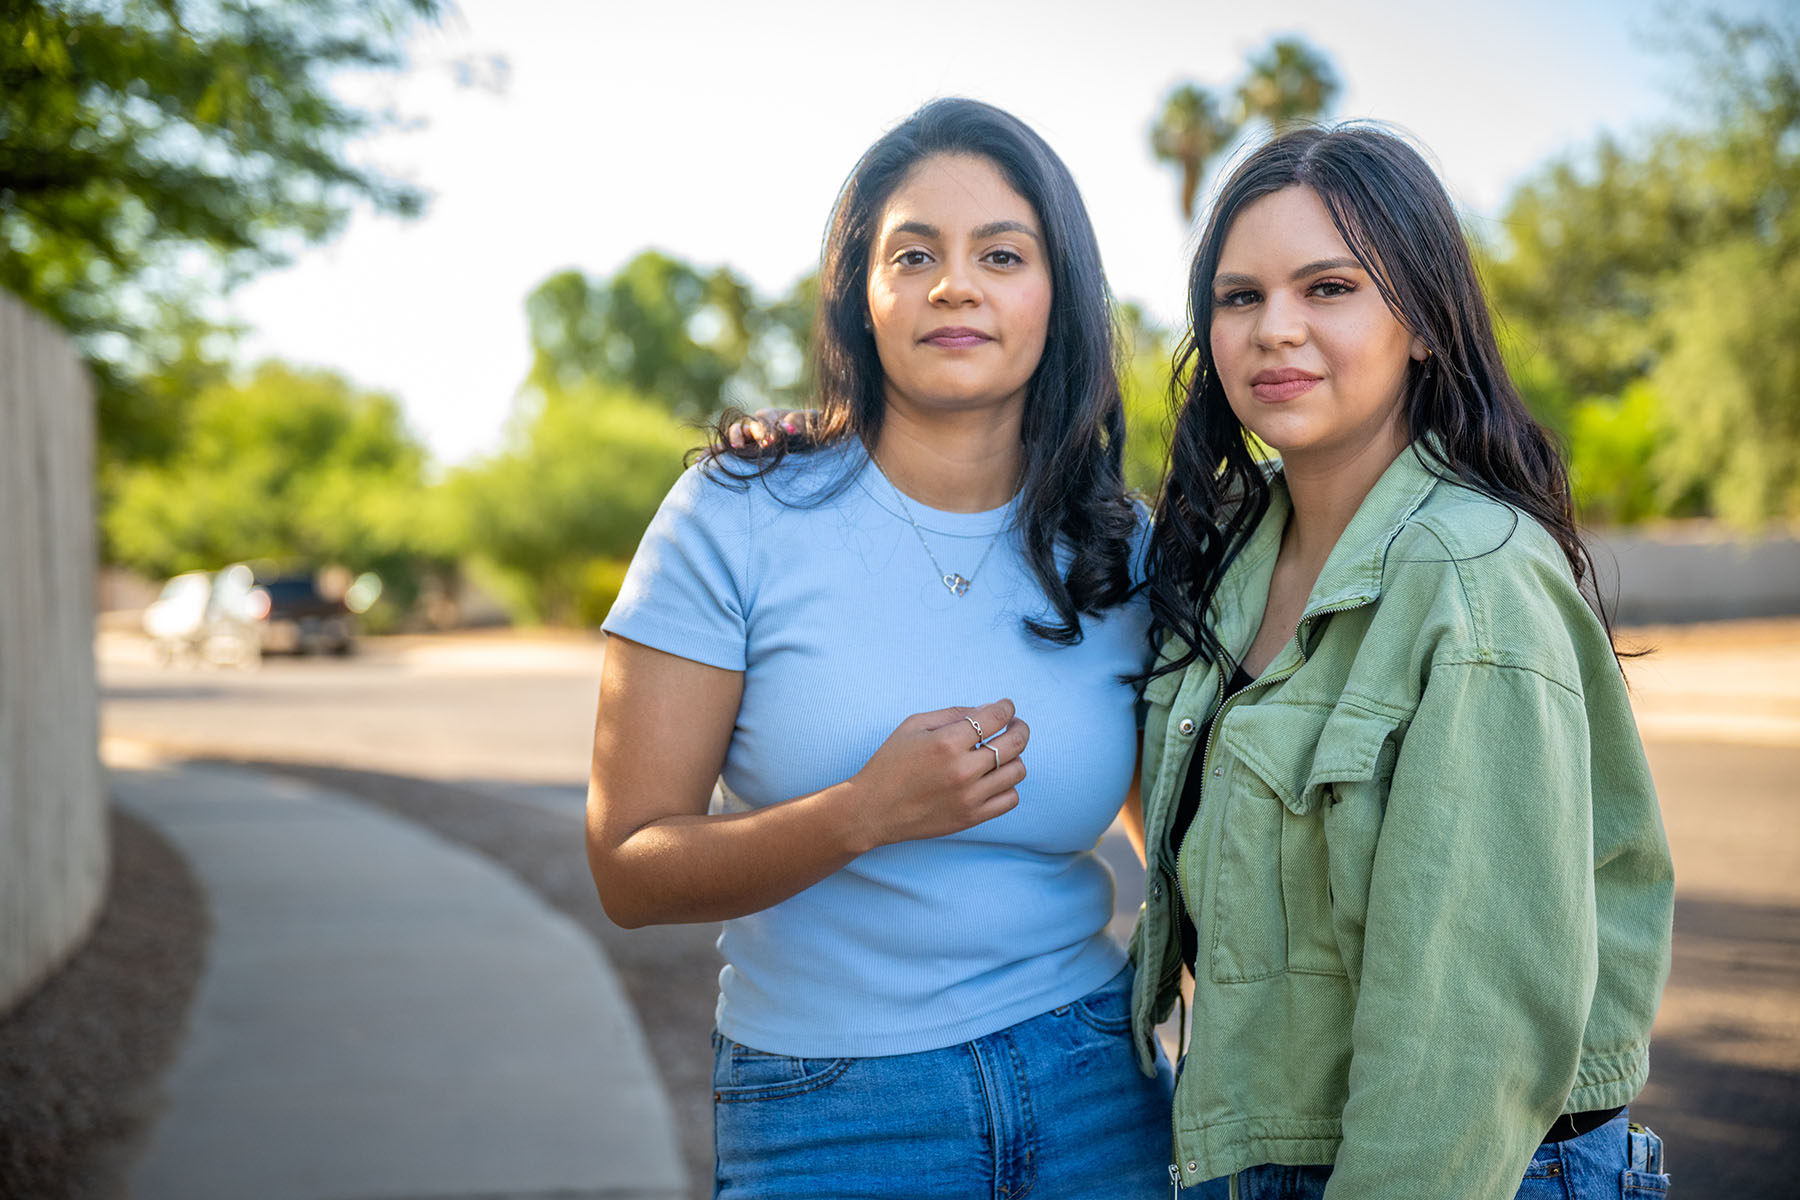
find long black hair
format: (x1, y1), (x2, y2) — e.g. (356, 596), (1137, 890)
(1147, 123), (1610, 676)
(707, 97), (1138, 645)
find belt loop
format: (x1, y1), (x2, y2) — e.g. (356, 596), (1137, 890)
(1227, 1172), (1241, 1200)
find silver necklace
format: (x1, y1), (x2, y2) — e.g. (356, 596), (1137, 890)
(869, 454), (1010, 597)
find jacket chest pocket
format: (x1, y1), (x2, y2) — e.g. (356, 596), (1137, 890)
(1202, 704), (1400, 984)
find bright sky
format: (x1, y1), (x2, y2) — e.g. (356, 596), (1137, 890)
(226, 0), (1780, 468)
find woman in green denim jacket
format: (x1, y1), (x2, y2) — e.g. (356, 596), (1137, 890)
(1130, 126), (1675, 1198)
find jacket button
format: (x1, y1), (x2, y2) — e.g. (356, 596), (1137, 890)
(1177, 718), (1196, 736)
(1152, 880), (1163, 899)
(1212, 766), (1223, 778)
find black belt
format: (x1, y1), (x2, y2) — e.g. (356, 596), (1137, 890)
(1542, 1107), (1623, 1144)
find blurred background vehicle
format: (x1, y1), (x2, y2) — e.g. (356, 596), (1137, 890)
(247, 571), (358, 657)
(141, 565), (262, 669)
(141, 571), (214, 666)
(141, 565), (371, 665)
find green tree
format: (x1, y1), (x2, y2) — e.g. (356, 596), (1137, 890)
(0, 0), (441, 474)
(1488, 14), (1800, 524)
(446, 385), (694, 626)
(1151, 37), (1339, 221)
(1116, 302), (1176, 499)
(1237, 38), (1341, 128)
(1151, 84), (1236, 223)
(748, 271), (820, 409)
(1485, 136), (1693, 427)
(526, 252), (758, 418)
(105, 362), (435, 591)
(1646, 237), (1800, 522)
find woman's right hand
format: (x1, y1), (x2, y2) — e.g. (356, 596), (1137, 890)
(847, 699), (1029, 851)
(588, 637), (1028, 927)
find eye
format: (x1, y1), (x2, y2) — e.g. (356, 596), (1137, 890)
(894, 248), (932, 267)
(1309, 278), (1356, 298)
(983, 248), (1025, 267)
(1215, 288), (1260, 308)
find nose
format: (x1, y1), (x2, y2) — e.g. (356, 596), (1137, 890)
(928, 259), (981, 307)
(1253, 291), (1305, 348)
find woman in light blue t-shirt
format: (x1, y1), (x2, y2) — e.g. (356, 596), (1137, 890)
(585, 98), (1174, 1198)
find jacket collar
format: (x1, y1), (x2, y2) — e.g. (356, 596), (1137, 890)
(1296, 438), (1447, 619)
(1210, 439), (1447, 658)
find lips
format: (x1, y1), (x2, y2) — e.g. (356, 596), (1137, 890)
(1249, 367), (1321, 402)
(922, 326), (993, 349)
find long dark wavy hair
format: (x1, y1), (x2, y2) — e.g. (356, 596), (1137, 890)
(707, 97), (1138, 645)
(1147, 123), (1611, 676)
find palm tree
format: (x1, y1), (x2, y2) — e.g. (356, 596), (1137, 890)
(1150, 84), (1238, 222)
(1236, 38), (1340, 128)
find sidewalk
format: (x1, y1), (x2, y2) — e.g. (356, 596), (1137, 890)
(107, 742), (687, 1200)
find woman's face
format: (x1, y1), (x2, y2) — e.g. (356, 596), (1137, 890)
(1207, 185), (1426, 467)
(866, 154), (1052, 422)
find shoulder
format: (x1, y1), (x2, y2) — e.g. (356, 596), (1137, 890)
(672, 441), (863, 522)
(1378, 478), (1605, 686)
(1380, 480), (1557, 585)
(697, 440), (863, 506)
(1394, 477), (1575, 593)
(639, 459), (752, 550)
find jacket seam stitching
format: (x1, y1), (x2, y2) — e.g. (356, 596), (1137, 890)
(1428, 656), (1584, 701)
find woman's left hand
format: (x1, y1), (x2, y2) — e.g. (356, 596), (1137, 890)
(724, 408), (814, 449)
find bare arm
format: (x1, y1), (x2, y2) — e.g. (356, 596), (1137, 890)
(585, 635), (1030, 928)
(1119, 742), (1147, 866)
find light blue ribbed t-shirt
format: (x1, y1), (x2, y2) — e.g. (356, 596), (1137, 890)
(603, 440), (1151, 1057)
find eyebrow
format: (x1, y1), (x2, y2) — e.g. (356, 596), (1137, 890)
(1212, 256), (1366, 290)
(887, 219), (1042, 244)
(973, 220), (1041, 243)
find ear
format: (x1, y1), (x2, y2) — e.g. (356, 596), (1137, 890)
(1409, 336), (1431, 363)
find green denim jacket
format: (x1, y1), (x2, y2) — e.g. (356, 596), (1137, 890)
(1129, 443), (1674, 1197)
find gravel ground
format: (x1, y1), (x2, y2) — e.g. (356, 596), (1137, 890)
(0, 807), (209, 1200)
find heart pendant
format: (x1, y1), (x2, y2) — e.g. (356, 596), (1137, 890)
(943, 574), (971, 597)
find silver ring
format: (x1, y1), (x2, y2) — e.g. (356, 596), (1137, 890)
(989, 744), (1001, 772)
(964, 716), (982, 740)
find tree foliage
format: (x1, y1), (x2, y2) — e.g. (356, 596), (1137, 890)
(527, 253), (752, 418)
(1116, 301), (1176, 500)
(525, 252), (816, 420)
(1151, 37), (1340, 220)
(444, 386), (695, 625)
(0, 0), (440, 470)
(1238, 39), (1340, 127)
(1151, 85), (1235, 224)
(1489, 14), (1800, 524)
(104, 362), (434, 584)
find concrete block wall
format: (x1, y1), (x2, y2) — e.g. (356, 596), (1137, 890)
(1594, 526), (1800, 625)
(0, 293), (105, 1015)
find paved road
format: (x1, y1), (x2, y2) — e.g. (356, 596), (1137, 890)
(99, 622), (1800, 1196)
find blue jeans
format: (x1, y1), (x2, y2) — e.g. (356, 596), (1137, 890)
(711, 966), (1176, 1198)
(1186, 1112), (1670, 1197)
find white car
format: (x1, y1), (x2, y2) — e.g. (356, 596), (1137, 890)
(142, 566), (261, 668)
